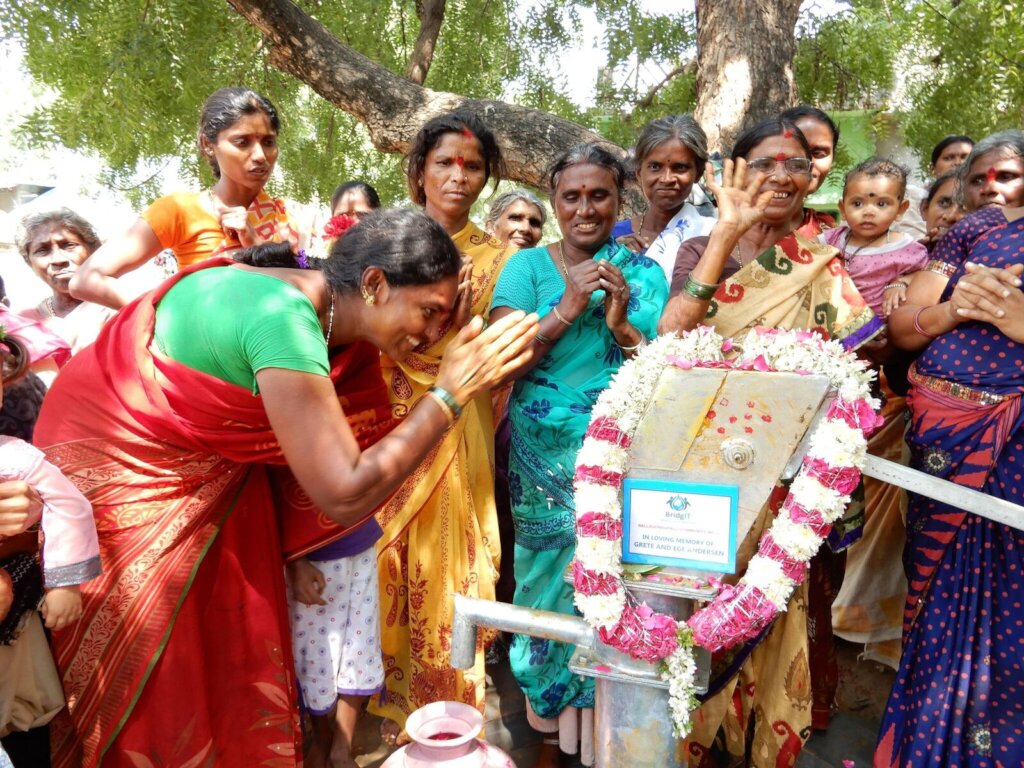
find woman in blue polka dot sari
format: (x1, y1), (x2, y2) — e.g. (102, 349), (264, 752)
(880, 131), (1024, 766)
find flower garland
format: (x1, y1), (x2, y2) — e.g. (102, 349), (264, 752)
(572, 325), (883, 736)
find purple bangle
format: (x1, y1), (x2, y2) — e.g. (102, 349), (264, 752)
(913, 306), (938, 340)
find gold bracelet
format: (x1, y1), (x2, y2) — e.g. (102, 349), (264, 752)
(551, 306), (573, 327)
(423, 390), (456, 425)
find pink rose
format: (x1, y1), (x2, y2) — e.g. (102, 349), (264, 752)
(668, 355), (696, 370)
(574, 465), (625, 487)
(586, 417), (632, 447)
(806, 458), (861, 494)
(829, 398), (884, 435)
(572, 561), (621, 595)
(576, 512), (623, 540)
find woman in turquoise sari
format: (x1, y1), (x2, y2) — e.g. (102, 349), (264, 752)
(490, 144), (668, 768)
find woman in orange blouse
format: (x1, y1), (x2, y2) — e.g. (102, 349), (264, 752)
(71, 87), (298, 308)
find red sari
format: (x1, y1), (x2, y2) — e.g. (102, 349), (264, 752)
(33, 259), (392, 767)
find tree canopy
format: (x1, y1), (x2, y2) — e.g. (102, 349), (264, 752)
(1, 0), (1021, 208)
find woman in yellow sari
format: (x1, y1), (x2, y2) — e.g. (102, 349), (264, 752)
(372, 112), (511, 735)
(660, 118), (880, 767)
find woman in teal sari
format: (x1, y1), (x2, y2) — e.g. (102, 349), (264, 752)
(490, 144), (668, 768)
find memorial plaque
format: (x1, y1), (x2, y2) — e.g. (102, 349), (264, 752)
(622, 478), (739, 572)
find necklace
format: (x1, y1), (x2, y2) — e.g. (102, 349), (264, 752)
(41, 296), (57, 318)
(557, 241), (571, 278)
(842, 229), (890, 262)
(731, 242), (755, 267)
(324, 289), (335, 343)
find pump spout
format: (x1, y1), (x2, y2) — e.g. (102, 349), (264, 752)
(451, 594), (597, 669)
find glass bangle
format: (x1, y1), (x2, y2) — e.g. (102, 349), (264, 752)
(424, 391), (456, 424)
(683, 275), (719, 301)
(429, 385), (463, 418)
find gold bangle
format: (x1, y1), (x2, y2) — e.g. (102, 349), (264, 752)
(683, 274), (719, 301)
(423, 390), (456, 425)
(551, 306), (573, 327)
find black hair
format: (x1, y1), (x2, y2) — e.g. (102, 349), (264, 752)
(730, 119), (811, 161)
(930, 135), (974, 168)
(16, 208), (102, 263)
(233, 242), (310, 269)
(0, 332), (29, 386)
(958, 130), (1024, 201)
(842, 157), (910, 199)
(330, 181), (381, 213)
(547, 142), (628, 194)
(322, 208), (460, 293)
(779, 106), (840, 151)
(405, 111), (505, 205)
(922, 170), (961, 209)
(198, 87), (280, 179)
(633, 115), (709, 180)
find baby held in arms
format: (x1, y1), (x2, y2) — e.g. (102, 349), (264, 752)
(0, 323), (100, 742)
(821, 158), (929, 318)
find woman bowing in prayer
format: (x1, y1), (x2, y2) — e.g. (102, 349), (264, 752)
(29, 210), (537, 768)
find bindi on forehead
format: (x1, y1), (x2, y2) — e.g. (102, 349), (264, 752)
(987, 167), (998, 182)
(460, 127), (474, 139)
(783, 129), (794, 139)
(775, 153), (787, 161)
(455, 156), (465, 167)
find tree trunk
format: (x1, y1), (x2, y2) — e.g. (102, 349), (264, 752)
(694, 0), (802, 153)
(405, 0), (447, 85)
(226, 0), (610, 189)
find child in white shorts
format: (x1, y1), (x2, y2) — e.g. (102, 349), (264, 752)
(286, 521), (384, 768)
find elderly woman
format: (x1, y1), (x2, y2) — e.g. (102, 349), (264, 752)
(875, 130), (1024, 768)
(371, 111), (512, 737)
(660, 118), (879, 765)
(485, 188), (547, 250)
(612, 115), (715, 275)
(15, 209), (115, 355)
(25, 209), (537, 767)
(491, 143), (668, 768)
(484, 187), (548, 613)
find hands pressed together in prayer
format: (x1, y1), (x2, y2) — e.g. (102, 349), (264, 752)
(558, 258), (632, 336)
(436, 310), (539, 405)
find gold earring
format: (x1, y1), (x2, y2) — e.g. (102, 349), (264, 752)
(362, 288), (375, 306)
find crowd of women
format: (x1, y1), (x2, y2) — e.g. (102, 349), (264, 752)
(0, 84), (1021, 768)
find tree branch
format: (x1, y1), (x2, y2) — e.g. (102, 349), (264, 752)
(405, 0), (446, 85)
(632, 60), (696, 111)
(224, 0), (613, 188)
